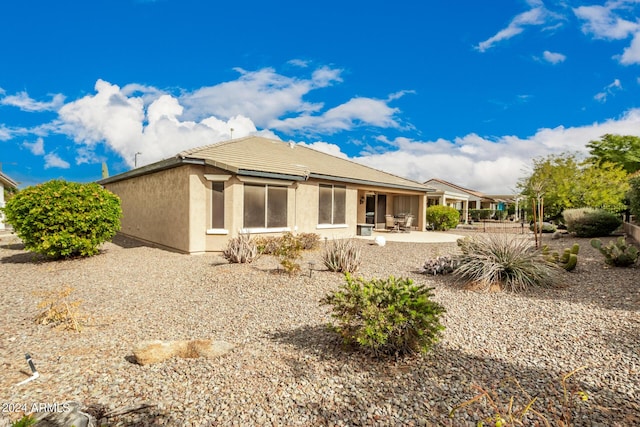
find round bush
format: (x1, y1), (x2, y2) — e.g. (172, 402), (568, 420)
(321, 273), (446, 356)
(3, 180), (122, 259)
(563, 208), (622, 237)
(426, 205), (460, 231)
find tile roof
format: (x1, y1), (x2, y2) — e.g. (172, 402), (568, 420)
(424, 178), (491, 199)
(178, 136), (431, 191)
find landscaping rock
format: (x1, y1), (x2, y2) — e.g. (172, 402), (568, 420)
(33, 401), (96, 427)
(132, 339), (234, 365)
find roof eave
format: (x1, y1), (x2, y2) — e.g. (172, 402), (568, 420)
(97, 157), (187, 185)
(0, 172), (18, 188)
(309, 172), (434, 192)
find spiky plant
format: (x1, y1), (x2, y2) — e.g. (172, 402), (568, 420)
(322, 238), (362, 273)
(455, 234), (560, 292)
(222, 234), (258, 263)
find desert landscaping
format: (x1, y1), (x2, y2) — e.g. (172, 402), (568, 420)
(0, 231), (638, 426)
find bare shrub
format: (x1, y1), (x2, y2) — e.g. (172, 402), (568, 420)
(223, 234), (257, 263)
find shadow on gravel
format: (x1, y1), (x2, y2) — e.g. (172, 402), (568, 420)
(0, 242), (24, 250)
(269, 324), (639, 426)
(0, 251), (49, 264)
(86, 402), (175, 426)
(111, 233), (152, 249)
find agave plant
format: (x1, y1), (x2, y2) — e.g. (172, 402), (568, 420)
(322, 238), (362, 273)
(455, 234), (559, 292)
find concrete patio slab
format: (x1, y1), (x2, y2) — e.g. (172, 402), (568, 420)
(355, 230), (464, 243)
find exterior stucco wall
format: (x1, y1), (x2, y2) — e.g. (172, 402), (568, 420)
(283, 179), (357, 239)
(624, 221), (640, 244)
(104, 166), (192, 253)
(107, 166), (428, 253)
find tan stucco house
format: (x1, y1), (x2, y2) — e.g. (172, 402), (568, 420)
(424, 178), (514, 222)
(0, 170), (18, 230)
(99, 136), (434, 253)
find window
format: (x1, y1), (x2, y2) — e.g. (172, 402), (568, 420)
(211, 182), (225, 229)
(318, 184), (346, 224)
(243, 184), (288, 228)
(393, 195), (419, 219)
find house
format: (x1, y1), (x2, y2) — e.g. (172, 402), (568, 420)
(0, 170), (18, 230)
(99, 136), (435, 253)
(424, 178), (515, 222)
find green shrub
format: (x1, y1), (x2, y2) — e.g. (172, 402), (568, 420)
(469, 209), (494, 221)
(321, 273), (446, 356)
(11, 415), (36, 427)
(255, 235), (280, 255)
(275, 232), (302, 274)
(322, 238), (362, 273)
(591, 237), (639, 267)
(426, 205), (460, 231)
(2, 180), (121, 259)
(223, 234), (257, 263)
(455, 235), (559, 292)
(563, 208), (621, 237)
(494, 210), (508, 221)
(255, 232), (320, 254)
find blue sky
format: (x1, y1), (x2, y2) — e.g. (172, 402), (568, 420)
(2, 0), (640, 193)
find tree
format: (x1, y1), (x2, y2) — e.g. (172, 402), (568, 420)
(3, 180), (122, 259)
(579, 161), (629, 212)
(518, 153), (629, 220)
(517, 153), (581, 219)
(587, 134), (640, 174)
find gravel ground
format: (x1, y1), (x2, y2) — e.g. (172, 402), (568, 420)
(0, 231), (638, 426)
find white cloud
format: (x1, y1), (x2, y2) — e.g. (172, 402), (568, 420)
(57, 79), (259, 168)
(542, 50), (566, 64)
(44, 153), (70, 169)
(22, 137), (45, 155)
(0, 125), (11, 141)
(180, 66), (342, 126)
(269, 97), (402, 134)
(620, 31), (640, 64)
(0, 91), (65, 112)
(574, 1), (640, 65)
(287, 59), (310, 68)
(594, 78), (623, 102)
(476, 1), (561, 52)
(574, 3), (639, 40)
(344, 108), (640, 194)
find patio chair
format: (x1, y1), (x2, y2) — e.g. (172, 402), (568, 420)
(399, 215), (413, 233)
(385, 214), (398, 232)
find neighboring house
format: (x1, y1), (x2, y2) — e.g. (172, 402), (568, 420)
(99, 136), (435, 253)
(424, 178), (515, 222)
(0, 170), (18, 230)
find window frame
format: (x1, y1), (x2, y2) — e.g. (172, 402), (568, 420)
(242, 183), (290, 232)
(317, 183), (348, 228)
(205, 174), (231, 235)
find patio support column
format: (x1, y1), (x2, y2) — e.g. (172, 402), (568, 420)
(463, 200), (469, 224)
